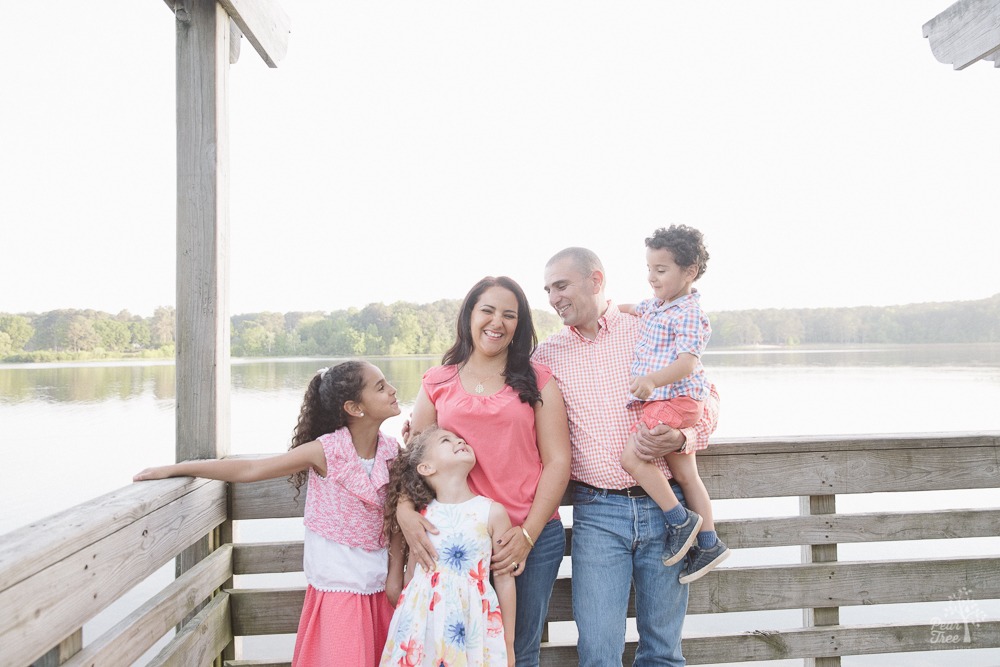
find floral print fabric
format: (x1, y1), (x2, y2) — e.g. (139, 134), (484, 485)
(380, 496), (507, 666)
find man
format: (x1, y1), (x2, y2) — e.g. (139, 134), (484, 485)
(532, 247), (720, 666)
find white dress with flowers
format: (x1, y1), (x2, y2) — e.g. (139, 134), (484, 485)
(380, 495), (507, 666)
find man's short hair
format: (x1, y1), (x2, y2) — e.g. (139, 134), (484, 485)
(547, 247), (605, 277)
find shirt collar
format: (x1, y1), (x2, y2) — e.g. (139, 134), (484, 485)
(570, 299), (622, 341)
(653, 289), (700, 312)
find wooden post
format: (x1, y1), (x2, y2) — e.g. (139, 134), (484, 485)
(800, 494), (840, 667)
(31, 630), (82, 666)
(174, 0), (232, 615)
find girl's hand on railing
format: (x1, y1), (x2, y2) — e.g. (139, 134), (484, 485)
(132, 466), (172, 482)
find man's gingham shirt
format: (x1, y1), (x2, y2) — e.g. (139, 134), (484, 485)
(533, 301), (720, 490)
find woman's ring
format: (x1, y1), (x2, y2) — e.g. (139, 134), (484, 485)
(512, 561), (519, 571)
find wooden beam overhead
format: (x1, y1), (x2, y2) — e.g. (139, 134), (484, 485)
(218, 0), (289, 67)
(162, 0), (289, 67)
(924, 0), (1000, 69)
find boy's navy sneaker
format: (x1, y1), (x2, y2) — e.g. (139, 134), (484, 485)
(661, 508), (703, 566)
(678, 539), (731, 584)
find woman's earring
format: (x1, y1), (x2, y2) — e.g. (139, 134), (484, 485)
(359, 411), (365, 417)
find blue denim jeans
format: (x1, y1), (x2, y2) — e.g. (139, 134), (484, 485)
(513, 517), (565, 667)
(571, 482), (689, 667)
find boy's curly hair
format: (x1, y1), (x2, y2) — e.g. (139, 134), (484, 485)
(645, 225), (710, 280)
(383, 426), (442, 548)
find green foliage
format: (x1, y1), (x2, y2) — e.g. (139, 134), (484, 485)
(708, 294), (1000, 348)
(4, 294), (998, 362)
(0, 315), (33, 352)
(93, 319), (131, 352)
(150, 306), (175, 347)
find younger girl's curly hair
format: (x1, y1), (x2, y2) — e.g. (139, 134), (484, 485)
(288, 360), (369, 493)
(383, 425), (443, 547)
(646, 224), (710, 280)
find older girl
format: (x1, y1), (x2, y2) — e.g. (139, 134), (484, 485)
(134, 360), (401, 667)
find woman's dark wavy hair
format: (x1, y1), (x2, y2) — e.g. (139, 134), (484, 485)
(383, 425), (442, 548)
(288, 360), (369, 493)
(646, 225), (710, 280)
(440, 276), (542, 406)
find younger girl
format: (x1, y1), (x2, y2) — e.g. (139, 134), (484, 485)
(133, 360), (402, 667)
(381, 427), (516, 667)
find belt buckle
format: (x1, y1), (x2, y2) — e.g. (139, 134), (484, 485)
(625, 486), (641, 498)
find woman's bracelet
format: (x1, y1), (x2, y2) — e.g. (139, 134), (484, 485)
(520, 526), (536, 549)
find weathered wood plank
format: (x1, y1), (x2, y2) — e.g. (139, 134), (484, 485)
(217, 0), (290, 68)
(719, 507), (1000, 548)
(800, 495), (840, 667)
(233, 542), (304, 575)
(0, 477), (217, 591)
(63, 545), (233, 667)
(537, 620), (1000, 665)
(699, 443), (1000, 498)
(230, 476), (305, 520)
(32, 630), (82, 667)
(229, 436), (1000, 517)
(703, 432), (999, 456)
(229, 20), (242, 65)
(175, 0), (233, 609)
(0, 481), (227, 667)
(689, 556), (1000, 614)
(229, 557), (1000, 634)
(923, 0), (1000, 69)
(544, 557), (1000, 621)
(228, 588), (304, 636)
(146, 591), (232, 667)
(175, 0), (232, 481)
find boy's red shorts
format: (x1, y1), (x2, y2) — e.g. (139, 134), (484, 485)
(632, 396), (705, 434)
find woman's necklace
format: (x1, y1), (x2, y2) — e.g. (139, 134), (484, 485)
(461, 363), (504, 394)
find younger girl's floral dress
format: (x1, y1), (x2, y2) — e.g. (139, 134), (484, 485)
(380, 495), (507, 666)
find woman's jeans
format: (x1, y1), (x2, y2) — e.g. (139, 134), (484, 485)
(513, 517), (565, 667)
(571, 482), (689, 667)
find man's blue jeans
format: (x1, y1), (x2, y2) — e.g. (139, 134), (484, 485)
(571, 482), (689, 666)
(514, 517), (565, 667)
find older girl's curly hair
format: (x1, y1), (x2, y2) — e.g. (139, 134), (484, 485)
(288, 360), (369, 493)
(646, 224), (710, 280)
(383, 425), (443, 547)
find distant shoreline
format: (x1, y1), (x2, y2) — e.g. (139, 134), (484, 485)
(3, 295), (998, 362)
(5, 343), (999, 367)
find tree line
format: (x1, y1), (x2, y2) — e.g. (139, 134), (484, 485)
(2, 293), (997, 361)
(708, 293), (1000, 346)
(0, 302), (563, 362)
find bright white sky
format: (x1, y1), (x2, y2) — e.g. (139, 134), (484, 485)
(2, 1), (998, 318)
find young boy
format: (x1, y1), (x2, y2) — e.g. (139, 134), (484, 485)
(619, 224), (729, 583)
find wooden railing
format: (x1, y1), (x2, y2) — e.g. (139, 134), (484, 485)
(3, 432), (999, 666)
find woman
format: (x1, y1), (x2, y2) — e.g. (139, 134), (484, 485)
(398, 276), (571, 667)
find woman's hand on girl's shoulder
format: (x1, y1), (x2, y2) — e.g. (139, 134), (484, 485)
(396, 500), (439, 570)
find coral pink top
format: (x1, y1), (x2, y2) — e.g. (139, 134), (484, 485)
(422, 363), (556, 527)
(303, 427), (398, 551)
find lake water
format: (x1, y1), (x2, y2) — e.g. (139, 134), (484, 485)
(2, 344), (999, 665)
